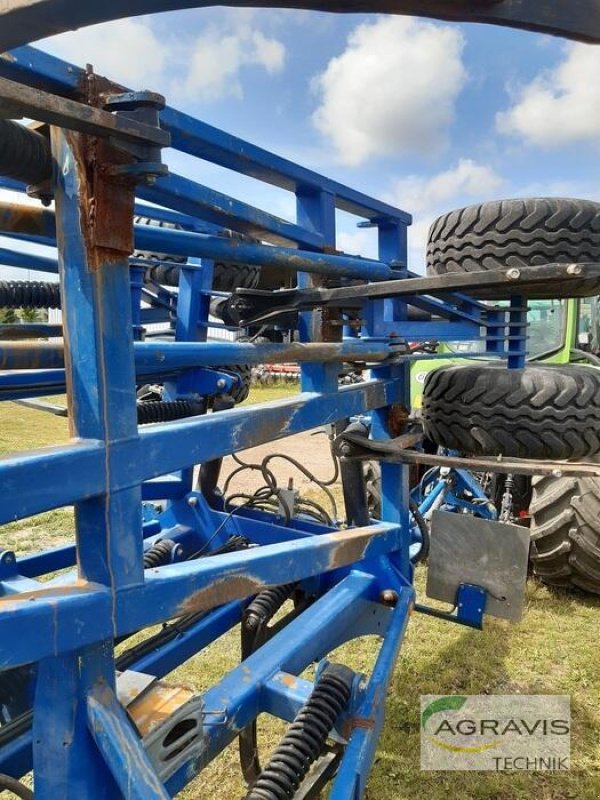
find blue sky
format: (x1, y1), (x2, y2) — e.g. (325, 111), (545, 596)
(2, 8), (600, 276)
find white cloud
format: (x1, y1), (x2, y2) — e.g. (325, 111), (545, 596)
(41, 19), (168, 89)
(388, 158), (505, 215)
(41, 17), (285, 103)
(336, 228), (378, 259)
(184, 26), (285, 101)
(312, 17), (466, 167)
(385, 159), (505, 270)
(497, 43), (600, 147)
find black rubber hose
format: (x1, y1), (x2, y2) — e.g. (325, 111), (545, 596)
(0, 120), (52, 185)
(0, 281), (61, 309)
(0, 773), (33, 800)
(245, 664), (353, 800)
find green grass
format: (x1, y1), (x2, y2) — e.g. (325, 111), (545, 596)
(2, 385), (599, 798)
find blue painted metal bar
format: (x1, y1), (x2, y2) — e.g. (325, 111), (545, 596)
(87, 685), (171, 800)
(0, 246), (57, 274)
(508, 295), (528, 369)
(0, 339), (392, 371)
(0, 199), (394, 280)
(0, 379), (402, 525)
(0, 583), (111, 669)
(137, 379), (404, 479)
(17, 518), (162, 579)
(28, 122), (140, 798)
(121, 523), (401, 635)
(139, 173), (325, 248)
(330, 585), (414, 799)
(0, 525), (398, 665)
(262, 671), (314, 722)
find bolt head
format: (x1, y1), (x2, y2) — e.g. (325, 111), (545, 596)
(216, 378), (227, 389)
(187, 496), (198, 508)
(380, 589), (399, 607)
(507, 268), (521, 280)
(567, 263), (582, 276)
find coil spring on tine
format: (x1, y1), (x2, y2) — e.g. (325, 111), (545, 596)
(143, 539), (177, 569)
(0, 281), (61, 309)
(136, 399), (205, 425)
(243, 583), (296, 630)
(245, 666), (353, 800)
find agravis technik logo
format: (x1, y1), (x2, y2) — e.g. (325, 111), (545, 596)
(420, 695), (570, 771)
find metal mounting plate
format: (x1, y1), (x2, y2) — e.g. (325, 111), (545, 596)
(426, 511), (530, 622)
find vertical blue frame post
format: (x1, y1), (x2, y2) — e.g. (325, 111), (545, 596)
(31, 126), (144, 798)
(368, 221), (412, 578)
(296, 188), (339, 394)
(508, 294), (527, 369)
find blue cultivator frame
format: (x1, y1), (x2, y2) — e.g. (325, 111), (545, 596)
(0, 4), (595, 799)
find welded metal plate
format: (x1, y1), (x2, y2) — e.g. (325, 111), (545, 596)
(426, 511), (529, 622)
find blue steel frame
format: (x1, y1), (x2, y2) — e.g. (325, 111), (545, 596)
(0, 31), (515, 800)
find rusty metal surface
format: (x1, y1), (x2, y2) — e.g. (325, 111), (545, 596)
(0, 74), (169, 147)
(0, 199), (55, 240)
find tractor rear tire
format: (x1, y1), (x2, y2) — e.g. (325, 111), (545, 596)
(422, 363), (600, 460)
(529, 474), (600, 594)
(427, 197), (600, 298)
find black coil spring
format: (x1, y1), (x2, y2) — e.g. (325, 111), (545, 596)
(243, 583), (296, 630)
(143, 539), (177, 569)
(245, 665), (353, 800)
(0, 119), (52, 185)
(0, 281), (61, 310)
(136, 399), (205, 425)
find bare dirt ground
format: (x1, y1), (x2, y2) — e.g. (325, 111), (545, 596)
(220, 427), (338, 498)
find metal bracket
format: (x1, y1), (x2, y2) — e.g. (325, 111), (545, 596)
(0, 76), (170, 150)
(415, 583), (487, 630)
(231, 262), (600, 326)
